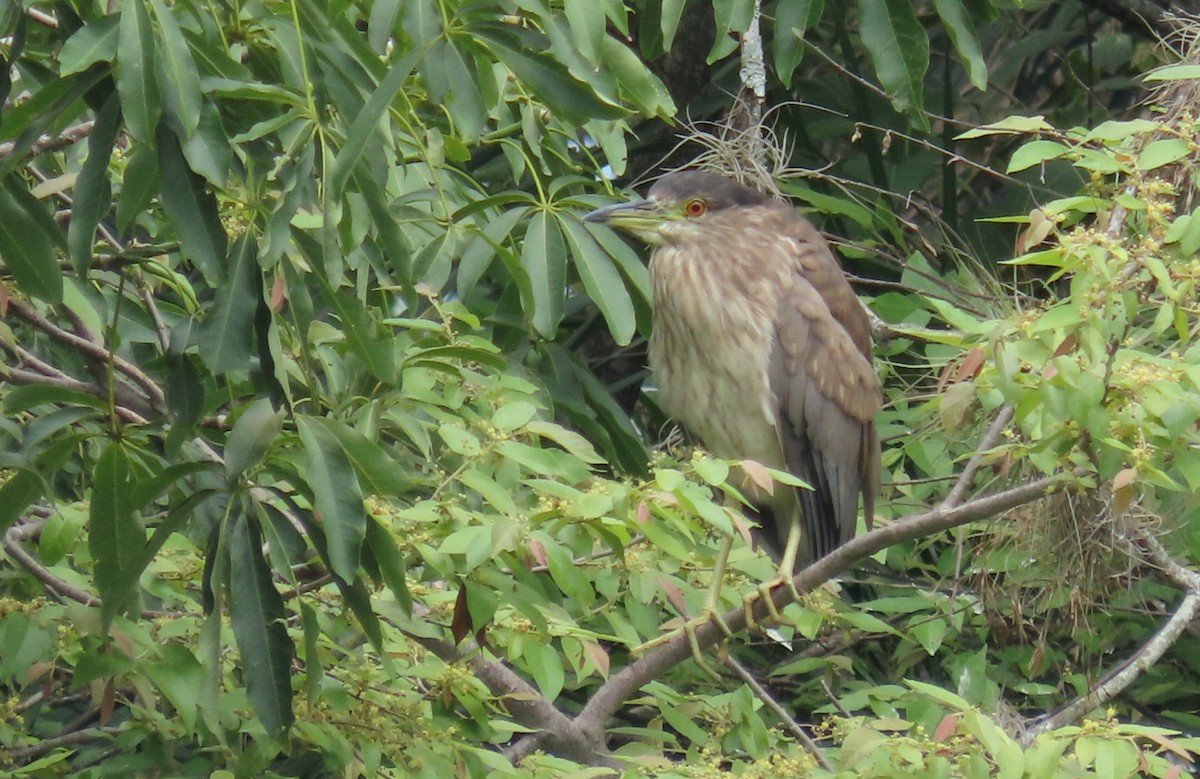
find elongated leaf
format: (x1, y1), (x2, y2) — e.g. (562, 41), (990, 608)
(602, 37), (676, 118)
(116, 0), (161, 142)
(297, 416), (367, 582)
(477, 26), (625, 123)
(116, 143), (158, 232)
(90, 442), (145, 622)
(150, 0), (202, 135)
(558, 215), (636, 346)
(329, 49), (419, 201)
(933, 0), (987, 90)
(564, 0), (604, 64)
(157, 122), (227, 282)
(457, 205), (527, 299)
(773, 0), (824, 88)
(660, 0), (687, 50)
(858, 0), (930, 130)
(304, 417), (415, 496)
(181, 100), (231, 187)
(229, 504), (294, 733)
(0, 468), (43, 534)
(59, 16), (120, 75)
(68, 92), (121, 274)
(224, 398), (285, 480)
(318, 282), (397, 383)
(364, 517), (411, 614)
(198, 235), (259, 374)
(0, 180), (61, 303)
(522, 210), (567, 339)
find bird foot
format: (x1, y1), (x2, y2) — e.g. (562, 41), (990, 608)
(632, 609), (733, 679)
(741, 575), (804, 633)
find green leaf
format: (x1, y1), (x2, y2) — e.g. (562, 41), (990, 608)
(660, 0), (687, 50)
(858, 0), (930, 129)
(1006, 140), (1069, 173)
(304, 417), (415, 496)
(319, 283), (397, 383)
(954, 114), (1053, 140)
(522, 210), (567, 339)
(116, 142), (159, 232)
(224, 398), (286, 480)
(228, 504), (295, 733)
(68, 93), (121, 274)
(298, 416), (367, 582)
(523, 639), (565, 701)
(329, 49), (419, 201)
(602, 37), (676, 118)
(181, 101), (232, 187)
(564, 0), (604, 64)
(198, 235), (260, 374)
(0, 179), (62, 303)
(457, 206), (528, 299)
(150, 0), (202, 136)
(773, 0), (824, 88)
(477, 26), (625, 123)
(89, 442), (145, 621)
(59, 16), (120, 75)
(1143, 63), (1200, 82)
(157, 123), (227, 283)
(933, 0), (987, 90)
(559, 214), (636, 346)
(0, 468), (43, 535)
(364, 517), (411, 614)
(116, 0), (161, 143)
(1137, 138), (1190, 171)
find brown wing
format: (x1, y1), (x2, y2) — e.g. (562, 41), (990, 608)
(767, 217), (880, 563)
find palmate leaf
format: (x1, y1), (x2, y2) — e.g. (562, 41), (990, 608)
(198, 235), (260, 374)
(521, 210), (567, 340)
(558, 214), (636, 346)
(67, 92), (120, 274)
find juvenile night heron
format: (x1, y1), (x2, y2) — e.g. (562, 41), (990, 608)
(586, 171), (880, 609)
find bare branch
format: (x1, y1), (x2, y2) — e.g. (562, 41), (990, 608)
(0, 121), (94, 161)
(577, 472), (1065, 739)
(942, 406), (1014, 510)
(7, 298), (167, 412)
(722, 654), (832, 770)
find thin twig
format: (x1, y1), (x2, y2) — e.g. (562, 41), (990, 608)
(942, 407), (1015, 510)
(7, 298), (167, 412)
(0, 120), (93, 160)
(722, 653), (832, 770)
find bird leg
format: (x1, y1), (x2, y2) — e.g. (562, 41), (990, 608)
(743, 514), (806, 632)
(631, 536), (736, 677)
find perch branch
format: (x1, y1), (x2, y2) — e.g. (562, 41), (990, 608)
(567, 471), (1066, 758)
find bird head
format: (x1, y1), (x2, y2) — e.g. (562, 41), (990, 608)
(584, 171), (773, 245)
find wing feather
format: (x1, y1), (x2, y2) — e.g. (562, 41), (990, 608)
(768, 223), (880, 564)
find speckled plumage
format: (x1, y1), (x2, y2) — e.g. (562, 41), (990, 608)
(588, 171), (881, 568)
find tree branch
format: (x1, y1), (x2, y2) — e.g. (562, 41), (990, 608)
(573, 471), (1065, 752)
(941, 406), (1014, 510)
(7, 298), (167, 413)
(722, 653), (832, 770)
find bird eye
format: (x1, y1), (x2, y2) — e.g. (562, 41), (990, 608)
(684, 198), (707, 217)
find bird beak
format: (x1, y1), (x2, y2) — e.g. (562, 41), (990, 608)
(583, 199), (670, 243)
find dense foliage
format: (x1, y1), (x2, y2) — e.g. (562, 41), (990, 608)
(2, 0), (1200, 776)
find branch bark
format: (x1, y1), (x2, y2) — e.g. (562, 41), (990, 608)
(476, 469), (1064, 767)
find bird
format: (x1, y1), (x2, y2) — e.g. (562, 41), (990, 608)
(585, 170), (880, 583)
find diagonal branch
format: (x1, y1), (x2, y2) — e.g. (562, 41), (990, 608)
(566, 471), (1064, 756)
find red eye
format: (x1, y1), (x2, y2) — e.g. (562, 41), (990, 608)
(684, 199), (707, 217)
